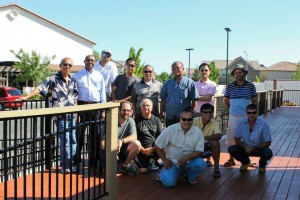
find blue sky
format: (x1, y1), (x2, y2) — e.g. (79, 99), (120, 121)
(2, 0), (300, 74)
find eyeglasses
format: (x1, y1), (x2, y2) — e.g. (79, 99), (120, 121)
(247, 111), (257, 115)
(127, 64), (136, 68)
(143, 70), (153, 73)
(202, 111), (213, 114)
(63, 63), (73, 67)
(200, 69), (209, 72)
(122, 109), (131, 112)
(181, 117), (193, 122)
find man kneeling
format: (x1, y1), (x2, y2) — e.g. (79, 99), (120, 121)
(228, 104), (273, 173)
(155, 107), (206, 187)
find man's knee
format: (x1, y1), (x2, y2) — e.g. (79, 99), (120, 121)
(260, 147), (273, 160)
(191, 158), (206, 173)
(228, 144), (239, 155)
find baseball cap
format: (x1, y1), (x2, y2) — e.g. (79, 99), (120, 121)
(101, 49), (111, 57)
(231, 64), (248, 76)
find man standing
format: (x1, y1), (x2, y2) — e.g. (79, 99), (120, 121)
(131, 64), (162, 117)
(195, 63), (217, 113)
(155, 107), (206, 187)
(193, 103), (222, 177)
(94, 49), (118, 100)
(111, 58), (140, 102)
(135, 98), (162, 174)
(117, 101), (141, 175)
(73, 55), (106, 167)
(228, 104), (273, 173)
(20, 57), (77, 173)
(160, 61), (199, 127)
(223, 64), (257, 167)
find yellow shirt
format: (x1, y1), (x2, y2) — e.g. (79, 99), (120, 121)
(193, 117), (221, 140)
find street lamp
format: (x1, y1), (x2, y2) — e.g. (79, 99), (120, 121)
(244, 51), (248, 80)
(185, 48), (194, 78)
(225, 27), (231, 85)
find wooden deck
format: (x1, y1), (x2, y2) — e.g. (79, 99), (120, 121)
(1, 106), (299, 199)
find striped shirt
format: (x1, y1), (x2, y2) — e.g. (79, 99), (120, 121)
(224, 80), (257, 116)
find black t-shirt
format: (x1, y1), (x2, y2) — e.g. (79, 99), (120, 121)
(135, 114), (162, 148)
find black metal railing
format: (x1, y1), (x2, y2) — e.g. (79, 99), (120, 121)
(0, 105), (111, 199)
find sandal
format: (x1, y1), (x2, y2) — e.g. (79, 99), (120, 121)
(249, 161), (257, 168)
(223, 159), (236, 167)
(206, 160), (213, 167)
(213, 171), (221, 178)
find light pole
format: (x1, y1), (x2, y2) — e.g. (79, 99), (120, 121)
(225, 27), (231, 85)
(185, 48), (194, 78)
(244, 51), (248, 80)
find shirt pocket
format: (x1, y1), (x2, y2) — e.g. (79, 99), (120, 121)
(180, 88), (188, 99)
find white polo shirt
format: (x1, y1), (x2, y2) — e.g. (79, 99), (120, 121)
(94, 61), (118, 95)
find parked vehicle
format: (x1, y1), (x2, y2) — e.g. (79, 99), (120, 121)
(0, 86), (24, 110)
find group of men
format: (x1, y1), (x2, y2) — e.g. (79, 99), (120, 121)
(21, 50), (273, 187)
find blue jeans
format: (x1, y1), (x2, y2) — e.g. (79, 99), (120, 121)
(228, 145), (273, 167)
(57, 117), (77, 169)
(159, 157), (206, 187)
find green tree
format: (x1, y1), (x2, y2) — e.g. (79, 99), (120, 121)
(10, 48), (55, 86)
(93, 50), (100, 61)
(128, 47), (144, 78)
(191, 68), (200, 82)
(156, 72), (171, 83)
(254, 75), (261, 82)
(209, 61), (222, 84)
(292, 62), (300, 80)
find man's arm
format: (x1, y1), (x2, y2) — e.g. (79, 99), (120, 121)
(177, 151), (202, 167)
(199, 94), (213, 102)
(111, 85), (117, 101)
(159, 99), (166, 121)
(223, 97), (230, 110)
(19, 88), (40, 100)
(155, 144), (172, 169)
(192, 99), (197, 112)
(205, 134), (222, 141)
(251, 96), (258, 105)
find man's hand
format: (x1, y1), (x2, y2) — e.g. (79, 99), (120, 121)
(177, 155), (190, 167)
(141, 147), (155, 156)
(163, 159), (173, 169)
(117, 139), (123, 153)
(245, 146), (255, 154)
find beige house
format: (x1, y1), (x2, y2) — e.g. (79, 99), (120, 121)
(202, 56), (264, 84)
(260, 62), (297, 81)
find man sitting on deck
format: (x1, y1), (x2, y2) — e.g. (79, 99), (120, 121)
(155, 107), (206, 187)
(193, 103), (222, 177)
(228, 104), (273, 173)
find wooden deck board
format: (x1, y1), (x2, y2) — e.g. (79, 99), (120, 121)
(1, 107), (300, 199)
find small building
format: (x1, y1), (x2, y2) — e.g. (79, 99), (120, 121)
(260, 62), (297, 81)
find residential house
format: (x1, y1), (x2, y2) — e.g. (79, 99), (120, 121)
(260, 62), (297, 81)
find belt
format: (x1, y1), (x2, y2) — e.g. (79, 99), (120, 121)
(77, 100), (99, 105)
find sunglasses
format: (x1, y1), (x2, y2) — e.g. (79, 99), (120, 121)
(247, 111), (257, 114)
(127, 64), (136, 67)
(202, 111), (213, 114)
(143, 70), (153, 73)
(63, 63), (73, 67)
(200, 69), (209, 72)
(181, 117), (193, 122)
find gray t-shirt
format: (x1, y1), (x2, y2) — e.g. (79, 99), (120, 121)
(118, 117), (137, 140)
(112, 74), (140, 100)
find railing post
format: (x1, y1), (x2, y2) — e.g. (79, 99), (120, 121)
(105, 105), (119, 200)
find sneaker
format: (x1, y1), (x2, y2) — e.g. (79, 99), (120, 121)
(149, 158), (159, 171)
(258, 167), (266, 173)
(61, 167), (70, 174)
(240, 161), (251, 171)
(120, 162), (139, 176)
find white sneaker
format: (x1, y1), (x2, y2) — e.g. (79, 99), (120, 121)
(149, 158), (159, 171)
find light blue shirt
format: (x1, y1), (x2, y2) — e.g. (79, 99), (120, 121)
(160, 77), (199, 119)
(73, 68), (106, 103)
(235, 117), (272, 147)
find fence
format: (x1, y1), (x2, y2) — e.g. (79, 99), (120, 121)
(0, 102), (119, 199)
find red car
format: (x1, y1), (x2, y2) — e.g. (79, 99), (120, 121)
(0, 86), (24, 110)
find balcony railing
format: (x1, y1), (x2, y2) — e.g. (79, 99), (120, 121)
(0, 102), (119, 199)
